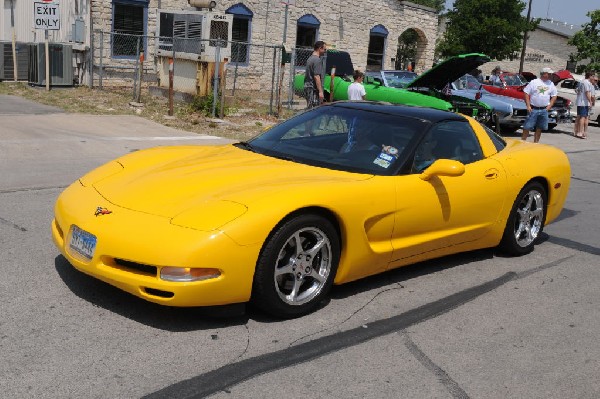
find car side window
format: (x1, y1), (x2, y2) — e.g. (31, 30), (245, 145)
(411, 121), (484, 173)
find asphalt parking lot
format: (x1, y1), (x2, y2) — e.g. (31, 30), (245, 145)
(1, 95), (599, 399)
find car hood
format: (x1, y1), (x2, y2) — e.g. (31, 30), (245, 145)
(93, 145), (369, 218)
(406, 53), (490, 90)
(551, 70), (574, 84)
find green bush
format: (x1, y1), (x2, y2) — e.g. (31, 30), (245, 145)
(190, 93), (234, 117)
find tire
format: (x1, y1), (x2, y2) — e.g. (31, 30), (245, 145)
(251, 214), (340, 318)
(499, 181), (547, 256)
(546, 123), (557, 131)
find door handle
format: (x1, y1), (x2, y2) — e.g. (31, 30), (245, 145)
(484, 168), (499, 179)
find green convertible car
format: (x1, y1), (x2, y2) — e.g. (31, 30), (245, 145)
(294, 52), (492, 122)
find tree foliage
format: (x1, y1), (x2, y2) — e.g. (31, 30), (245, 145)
(408, 0), (445, 13)
(437, 0), (537, 60)
(568, 9), (600, 73)
(396, 29), (419, 69)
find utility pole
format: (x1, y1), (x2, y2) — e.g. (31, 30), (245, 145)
(519, 0), (533, 74)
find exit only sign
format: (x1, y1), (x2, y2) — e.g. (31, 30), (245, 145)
(34, 1), (60, 30)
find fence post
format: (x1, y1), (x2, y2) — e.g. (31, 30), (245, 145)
(288, 47), (295, 109)
(89, 22), (94, 88)
(136, 49), (144, 103)
(99, 31), (103, 90)
(269, 47), (276, 115)
(232, 42), (240, 96)
(211, 41), (221, 118)
(133, 36), (141, 100)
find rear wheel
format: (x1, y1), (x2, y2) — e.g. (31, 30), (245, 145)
(252, 214), (340, 318)
(547, 123), (557, 131)
(500, 181), (547, 255)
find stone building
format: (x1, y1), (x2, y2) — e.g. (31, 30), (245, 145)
(479, 18), (581, 76)
(90, 0), (440, 92)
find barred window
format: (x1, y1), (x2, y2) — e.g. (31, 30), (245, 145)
(366, 25), (388, 72)
(226, 3), (253, 65)
(112, 0), (147, 58)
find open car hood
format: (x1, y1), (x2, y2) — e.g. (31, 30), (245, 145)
(406, 53), (490, 90)
(325, 50), (354, 77)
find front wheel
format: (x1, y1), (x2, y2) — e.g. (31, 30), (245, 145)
(546, 123), (557, 131)
(499, 181), (547, 255)
(251, 214), (340, 318)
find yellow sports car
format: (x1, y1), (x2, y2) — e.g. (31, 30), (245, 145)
(52, 102), (570, 318)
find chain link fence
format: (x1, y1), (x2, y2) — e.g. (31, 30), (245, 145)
(90, 30), (301, 117)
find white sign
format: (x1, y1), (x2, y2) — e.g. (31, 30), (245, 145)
(34, 2), (60, 30)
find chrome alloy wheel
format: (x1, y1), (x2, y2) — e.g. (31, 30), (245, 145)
(514, 189), (544, 248)
(273, 227), (332, 306)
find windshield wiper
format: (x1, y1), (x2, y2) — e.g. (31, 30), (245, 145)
(235, 141), (257, 152)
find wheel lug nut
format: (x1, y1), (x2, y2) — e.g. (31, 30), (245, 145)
(305, 267), (311, 273)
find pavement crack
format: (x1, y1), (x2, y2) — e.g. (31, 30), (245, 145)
(401, 331), (471, 399)
(0, 216), (27, 232)
(232, 323), (251, 363)
(570, 176), (600, 185)
(287, 283), (405, 347)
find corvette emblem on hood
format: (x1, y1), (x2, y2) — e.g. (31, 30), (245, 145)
(95, 207), (112, 216)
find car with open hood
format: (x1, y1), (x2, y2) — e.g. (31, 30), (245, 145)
(294, 51), (491, 124)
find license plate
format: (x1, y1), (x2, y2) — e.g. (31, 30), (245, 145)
(69, 225), (97, 260)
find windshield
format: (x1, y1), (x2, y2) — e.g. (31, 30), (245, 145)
(502, 74), (527, 86)
(383, 71), (418, 88)
(246, 105), (429, 175)
(454, 74), (482, 90)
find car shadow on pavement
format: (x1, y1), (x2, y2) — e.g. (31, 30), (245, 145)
(54, 255), (250, 331)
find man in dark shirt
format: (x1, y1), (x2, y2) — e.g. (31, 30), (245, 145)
(304, 41), (326, 108)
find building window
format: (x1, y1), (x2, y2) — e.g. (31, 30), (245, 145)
(226, 3), (253, 65)
(295, 14), (320, 67)
(112, 0), (148, 58)
(367, 24), (388, 72)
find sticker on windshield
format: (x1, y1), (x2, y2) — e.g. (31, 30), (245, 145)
(382, 145), (399, 158)
(373, 155), (392, 168)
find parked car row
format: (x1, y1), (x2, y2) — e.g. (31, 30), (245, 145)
(295, 52), (576, 133)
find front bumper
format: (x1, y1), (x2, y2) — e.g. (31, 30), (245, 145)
(52, 181), (261, 307)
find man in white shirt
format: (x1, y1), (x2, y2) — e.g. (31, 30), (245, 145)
(574, 71), (597, 139)
(348, 70), (366, 101)
(521, 67), (558, 143)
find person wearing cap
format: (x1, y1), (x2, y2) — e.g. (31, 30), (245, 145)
(521, 67), (558, 143)
(488, 66), (503, 86)
(574, 71), (597, 139)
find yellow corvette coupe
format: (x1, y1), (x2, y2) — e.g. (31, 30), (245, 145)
(52, 102), (570, 318)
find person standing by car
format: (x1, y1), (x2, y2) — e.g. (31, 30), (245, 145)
(348, 70), (367, 101)
(574, 71), (597, 139)
(521, 67), (558, 143)
(488, 66), (503, 86)
(304, 41), (327, 109)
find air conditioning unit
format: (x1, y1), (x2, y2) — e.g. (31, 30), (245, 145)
(157, 10), (232, 62)
(28, 43), (74, 86)
(0, 41), (30, 81)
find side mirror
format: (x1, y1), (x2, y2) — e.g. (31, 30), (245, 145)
(420, 159), (465, 181)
